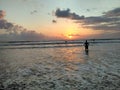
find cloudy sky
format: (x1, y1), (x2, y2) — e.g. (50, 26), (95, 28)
(0, 0), (120, 41)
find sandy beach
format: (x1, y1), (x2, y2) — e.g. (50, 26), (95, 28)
(0, 42), (120, 90)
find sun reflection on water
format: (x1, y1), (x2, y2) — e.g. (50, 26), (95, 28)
(53, 47), (86, 64)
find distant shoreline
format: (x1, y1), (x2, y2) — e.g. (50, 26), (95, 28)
(0, 38), (120, 43)
(0, 39), (120, 48)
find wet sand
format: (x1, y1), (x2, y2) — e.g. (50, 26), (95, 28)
(0, 43), (120, 90)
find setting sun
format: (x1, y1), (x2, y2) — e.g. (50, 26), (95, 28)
(66, 34), (73, 39)
(65, 31), (75, 40)
(68, 35), (72, 39)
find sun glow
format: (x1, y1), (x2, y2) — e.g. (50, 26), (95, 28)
(65, 31), (76, 40)
(68, 35), (72, 39)
(66, 34), (73, 39)
(40, 20), (103, 40)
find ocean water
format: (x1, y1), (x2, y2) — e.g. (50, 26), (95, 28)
(0, 40), (120, 90)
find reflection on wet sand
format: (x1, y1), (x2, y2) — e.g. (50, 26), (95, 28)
(59, 48), (86, 63)
(85, 49), (89, 55)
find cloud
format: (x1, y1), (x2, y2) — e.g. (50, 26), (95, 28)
(0, 20), (47, 41)
(55, 7), (120, 31)
(68, 34), (81, 37)
(103, 7), (120, 17)
(0, 19), (14, 30)
(86, 9), (90, 12)
(55, 8), (84, 20)
(0, 10), (6, 19)
(78, 7), (120, 31)
(30, 10), (37, 15)
(0, 15), (61, 41)
(82, 16), (120, 31)
(81, 16), (120, 30)
(52, 20), (57, 23)
(0, 19), (26, 34)
(0, 10), (48, 41)
(19, 30), (46, 41)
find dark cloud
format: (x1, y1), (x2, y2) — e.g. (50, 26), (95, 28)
(0, 10), (62, 41)
(103, 7), (120, 17)
(19, 30), (46, 41)
(0, 20), (47, 41)
(86, 9), (90, 12)
(55, 8), (70, 18)
(0, 10), (5, 19)
(68, 34), (81, 37)
(52, 20), (57, 23)
(0, 19), (47, 41)
(81, 16), (120, 30)
(55, 8), (84, 20)
(0, 19), (14, 30)
(0, 10), (14, 30)
(83, 16), (117, 24)
(0, 10), (47, 41)
(77, 7), (120, 31)
(30, 10), (37, 15)
(0, 19), (26, 35)
(0, 31), (46, 41)
(55, 7), (120, 31)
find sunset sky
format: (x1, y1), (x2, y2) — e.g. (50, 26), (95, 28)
(0, 0), (120, 41)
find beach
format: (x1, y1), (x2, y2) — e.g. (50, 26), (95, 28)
(0, 41), (120, 90)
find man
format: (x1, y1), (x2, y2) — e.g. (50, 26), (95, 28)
(84, 40), (89, 50)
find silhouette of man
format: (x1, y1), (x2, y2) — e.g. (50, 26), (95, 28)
(84, 40), (89, 50)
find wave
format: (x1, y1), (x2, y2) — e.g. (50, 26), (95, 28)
(0, 39), (120, 49)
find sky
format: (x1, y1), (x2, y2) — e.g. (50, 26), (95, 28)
(0, 0), (120, 41)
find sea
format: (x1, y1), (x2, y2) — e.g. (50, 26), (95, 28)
(0, 39), (120, 90)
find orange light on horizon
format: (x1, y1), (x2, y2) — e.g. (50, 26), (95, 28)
(68, 35), (73, 39)
(66, 34), (73, 39)
(36, 19), (104, 40)
(64, 30), (76, 40)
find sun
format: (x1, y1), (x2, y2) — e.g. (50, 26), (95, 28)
(64, 29), (78, 40)
(68, 34), (73, 39)
(64, 33), (73, 40)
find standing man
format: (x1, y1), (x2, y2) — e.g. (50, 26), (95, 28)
(84, 40), (89, 50)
